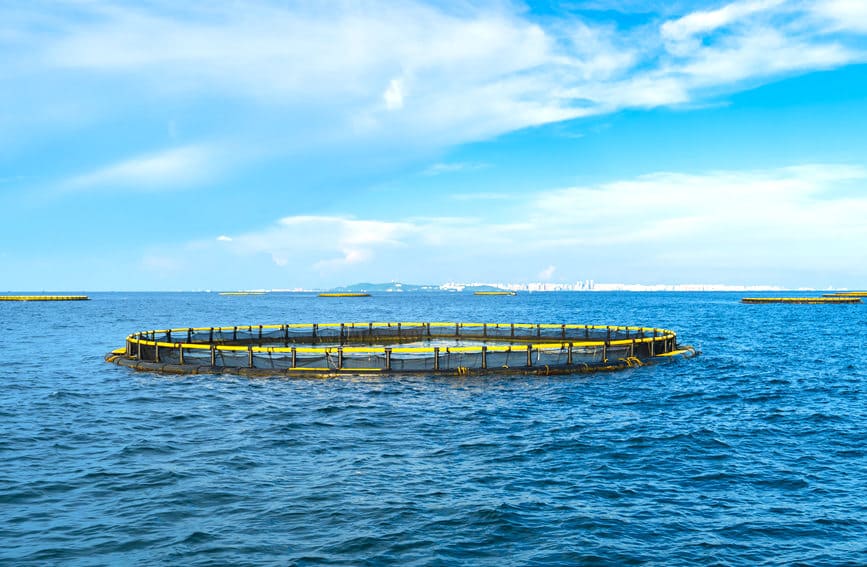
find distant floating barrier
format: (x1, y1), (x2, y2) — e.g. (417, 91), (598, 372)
(219, 291), (266, 296)
(318, 293), (371, 297)
(742, 297), (862, 304)
(105, 321), (695, 377)
(0, 295), (90, 301)
(822, 292), (867, 297)
(474, 291), (517, 296)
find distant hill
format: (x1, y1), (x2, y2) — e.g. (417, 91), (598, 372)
(460, 284), (511, 292)
(329, 282), (441, 292)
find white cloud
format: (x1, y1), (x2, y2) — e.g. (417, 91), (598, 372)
(661, 0), (787, 44)
(66, 145), (218, 190)
(5, 0), (865, 162)
(216, 235), (232, 242)
(383, 78), (404, 110)
(810, 0), (867, 33)
(206, 163), (867, 285)
(538, 265), (557, 280)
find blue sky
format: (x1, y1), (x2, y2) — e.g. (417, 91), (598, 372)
(2, 0), (867, 291)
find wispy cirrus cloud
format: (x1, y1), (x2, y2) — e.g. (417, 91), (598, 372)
(64, 145), (220, 191)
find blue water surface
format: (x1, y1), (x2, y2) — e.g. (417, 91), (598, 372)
(1, 292), (865, 565)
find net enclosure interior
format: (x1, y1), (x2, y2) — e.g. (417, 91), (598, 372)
(107, 322), (692, 377)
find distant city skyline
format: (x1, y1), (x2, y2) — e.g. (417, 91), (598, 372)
(3, 2), (867, 291)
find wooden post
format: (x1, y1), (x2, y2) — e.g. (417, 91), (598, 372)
(567, 343), (573, 365)
(248, 346), (254, 368)
(338, 347), (344, 369)
(385, 347), (392, 371)
(481, 346), (487, 369)
(434, 347), (440, 370)
(526, 345), (532, 367)
(210, 345), (216, 367)
(178, 345), (184, 365)
(291, 347), (297, 369)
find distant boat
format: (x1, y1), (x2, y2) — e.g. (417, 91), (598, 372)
(474, 291), (517, 296)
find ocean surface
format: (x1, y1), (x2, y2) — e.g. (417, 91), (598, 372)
(1, 291), (865, 565)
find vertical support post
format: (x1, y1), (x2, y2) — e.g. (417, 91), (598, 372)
(209, 327), (214, 343)
(602, 341), (608, 362)
(187, 328), (192, 342)
(511, 323), (515, 338)
(178, 345), (184, 365)
(136, 340), (142, 360)
(248, 345), (254, 368)
(155, 343), (160, 363)
(385, 347), (392, 371)
(338, 347), (344, 369)
(291, 347), (297, 369)
(312, 323), (318, 343)
(456, 323), (460, 337)
(210, 345), (216, 367)
(481, 346), (487, 369)
(368, 322), (373, 341)
(434, 347), (440, 370)
(483, 324), (487, 337)
(340, 323), (345, 345)
(568, 343), (573, 365)
(233, 326), (237, 341)
(536, 324), (541, 338)
(630, 339), (635, 358)
(397, 322), (402, 339)
(561, 324), (566, 339)
(426, 323), (431, 338)
(526, 345), (532, 367)
(166, 330), (171, 342)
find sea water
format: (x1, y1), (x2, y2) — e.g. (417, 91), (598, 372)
(1, 292), (865, 565)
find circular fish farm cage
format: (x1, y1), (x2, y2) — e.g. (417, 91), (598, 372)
(106, 322), (695, 377)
